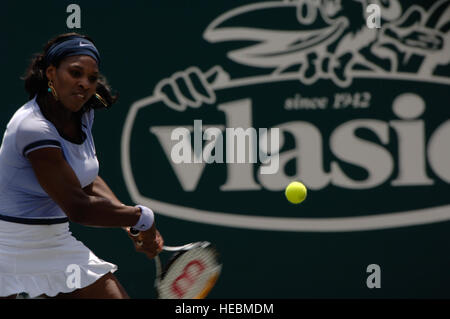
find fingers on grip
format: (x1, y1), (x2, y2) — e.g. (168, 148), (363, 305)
(154, 66), (220, 111)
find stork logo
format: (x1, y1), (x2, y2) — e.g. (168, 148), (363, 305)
(122, 0), (450, 232)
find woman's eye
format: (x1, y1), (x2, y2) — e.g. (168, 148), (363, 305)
(89, 76), (98, 83)
(70, 70), (81, 77)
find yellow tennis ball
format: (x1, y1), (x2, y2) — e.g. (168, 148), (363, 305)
(285, 181), (307, 204)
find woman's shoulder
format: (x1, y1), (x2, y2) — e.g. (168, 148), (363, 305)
(10, 97), (60, 148)
(2, 97), (61, 157)
(13, 98), (57, 134)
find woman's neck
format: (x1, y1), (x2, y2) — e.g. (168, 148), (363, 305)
(37, 93), (75, 126)
(37, 93), (84, 143)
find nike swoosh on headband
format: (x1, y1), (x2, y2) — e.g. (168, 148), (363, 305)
(79, 41), (93, 47)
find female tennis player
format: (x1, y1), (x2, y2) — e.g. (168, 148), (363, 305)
(0, 32), (163, 299)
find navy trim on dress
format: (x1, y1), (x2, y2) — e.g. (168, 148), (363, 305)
(23, 139), (62, 157)
(0, 214), (69, 225)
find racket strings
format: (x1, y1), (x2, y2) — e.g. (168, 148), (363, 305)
(157, 247), (221, 299)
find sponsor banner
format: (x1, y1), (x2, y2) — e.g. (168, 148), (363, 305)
(123, 0), (450, 232)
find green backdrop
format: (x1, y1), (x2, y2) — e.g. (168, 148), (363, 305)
(2, 0), (450, 298)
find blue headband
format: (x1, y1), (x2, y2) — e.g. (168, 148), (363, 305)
(45, 36), (100, 66)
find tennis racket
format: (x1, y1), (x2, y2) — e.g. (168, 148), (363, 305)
(130, 228), (222, 299)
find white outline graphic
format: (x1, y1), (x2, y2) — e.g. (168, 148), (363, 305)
(121, 0), (450, 232)
(121, 70), (450, 232)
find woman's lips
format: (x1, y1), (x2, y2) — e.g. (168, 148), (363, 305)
(73, 93), (86, 100)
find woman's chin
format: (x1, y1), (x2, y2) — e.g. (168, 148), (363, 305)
(62, 97), (85, 112)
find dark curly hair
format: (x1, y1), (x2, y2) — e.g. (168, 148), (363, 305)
(22, 32), (118, 111)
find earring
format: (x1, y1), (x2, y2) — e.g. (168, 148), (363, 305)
(47, 81), (58, 101)
(95, 93), (108, 107)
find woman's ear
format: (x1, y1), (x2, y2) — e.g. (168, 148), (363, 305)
(45, 65), (56, 82)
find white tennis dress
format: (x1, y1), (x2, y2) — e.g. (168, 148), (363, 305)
(0, 96), (117, 298)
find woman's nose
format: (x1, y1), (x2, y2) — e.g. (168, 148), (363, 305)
(78, 77), (91, 90)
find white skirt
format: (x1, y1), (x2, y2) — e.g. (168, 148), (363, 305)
(0, 220), (117, 298)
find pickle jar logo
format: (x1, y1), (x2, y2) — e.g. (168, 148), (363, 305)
(122, 0), (450, 232)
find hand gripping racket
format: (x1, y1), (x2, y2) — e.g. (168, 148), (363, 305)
(130, 228), (222, 299)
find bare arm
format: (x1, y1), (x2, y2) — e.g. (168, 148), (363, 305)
(28, 147), (141, 228)
(82, 171), (164, 257)
(83, 173), (164, 258)
(83, 176), (134, 231)
(83, 176), (123, 206)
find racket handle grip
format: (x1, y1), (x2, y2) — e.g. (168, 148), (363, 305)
(129, 227), (140, 236)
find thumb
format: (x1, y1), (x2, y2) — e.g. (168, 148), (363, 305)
(204, 65), (230, 88)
